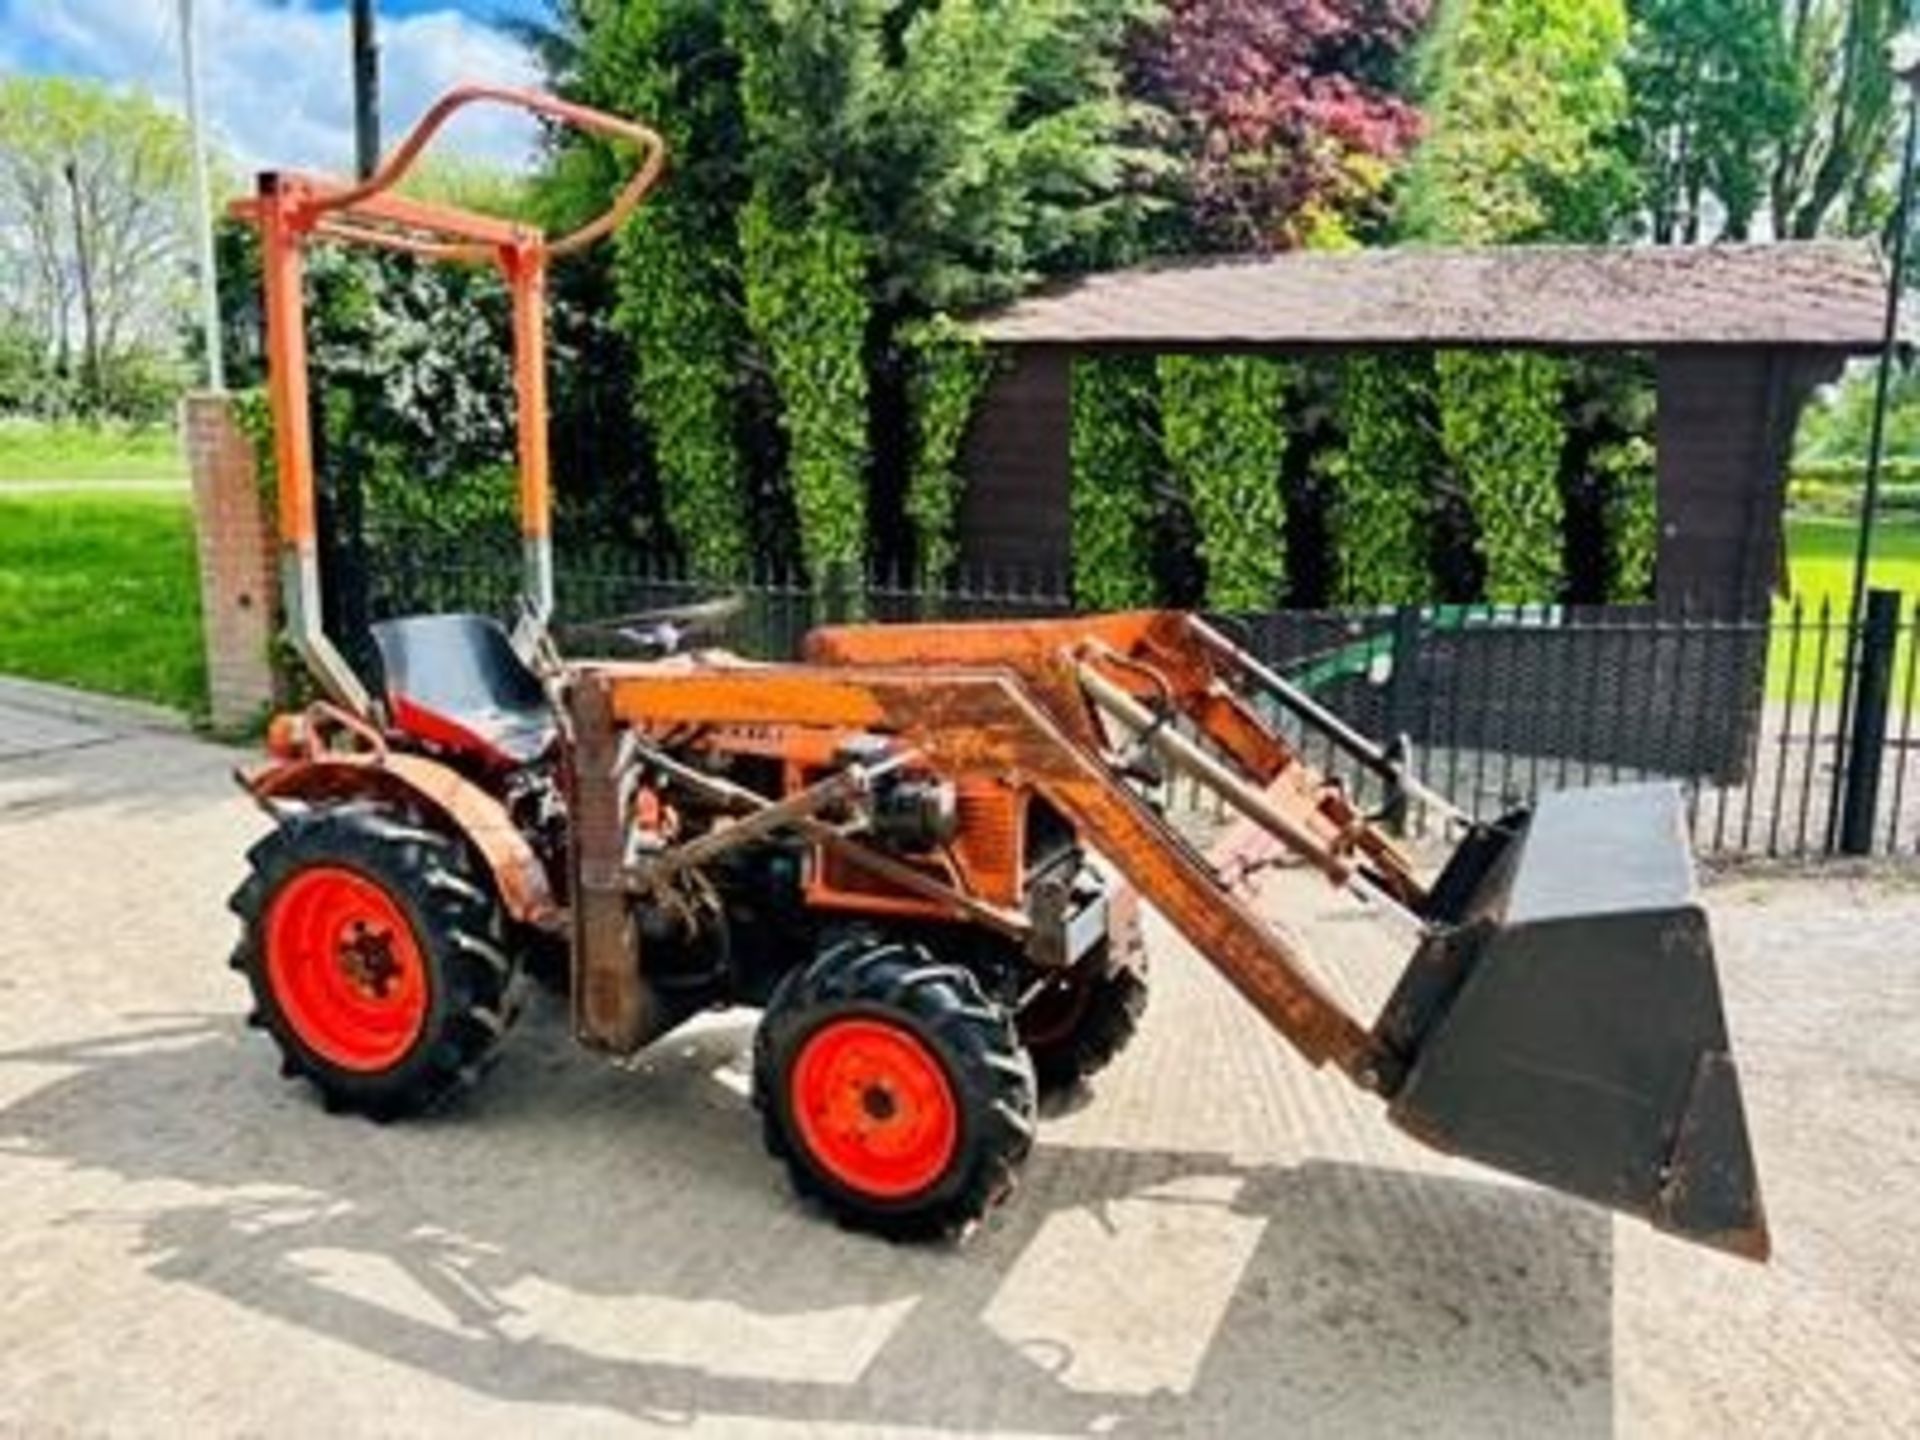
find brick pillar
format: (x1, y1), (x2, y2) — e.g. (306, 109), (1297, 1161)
(185, 394), (280, 729)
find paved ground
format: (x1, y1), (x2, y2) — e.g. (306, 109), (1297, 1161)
(1, 690), (1916, 1437)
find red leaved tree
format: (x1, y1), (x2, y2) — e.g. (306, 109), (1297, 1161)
(1132, 0), (1432, 252)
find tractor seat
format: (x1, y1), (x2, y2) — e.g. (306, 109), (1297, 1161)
(371, 613), (556, 768)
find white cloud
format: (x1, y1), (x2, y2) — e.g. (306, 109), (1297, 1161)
(0, 0), (541, 179)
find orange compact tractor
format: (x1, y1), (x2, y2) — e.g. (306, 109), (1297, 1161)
(229, 89), (1767, 1253)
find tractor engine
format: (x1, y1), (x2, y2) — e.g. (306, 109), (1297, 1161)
(591, 728), (1129, 1047)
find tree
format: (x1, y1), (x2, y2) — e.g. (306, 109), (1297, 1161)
(1620, 0), (1799, 242)
(1130, 0), (1431, 252)
(536, 0), (1162, 582)
(834, 0), (1164, 312)
(0, 77), (197, 415)
(1797, 361), (1920, 461)
(397, 156), (537, 220)
(1399, 0), (1633, 244)
(1615, 0), (1904, 243)
(1772, 0), (1902, 239)
(530, 0), (760, 578)
(1387, 0), (1635, 603)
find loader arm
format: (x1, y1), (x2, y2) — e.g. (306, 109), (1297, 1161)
(804, 611), (1425, 904)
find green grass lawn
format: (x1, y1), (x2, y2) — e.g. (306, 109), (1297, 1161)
(1771, 516), (1920, 705)
(0, 419), (185, 484)
(0, 488), (205, 713)
(1780, 515), (1920, 610)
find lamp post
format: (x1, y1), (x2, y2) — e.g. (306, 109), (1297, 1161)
(1844, 32), (1920, 636)
(1828, 30), (1920, 851)
(352, 0), (380, 180)
(177, 0), (223, 391)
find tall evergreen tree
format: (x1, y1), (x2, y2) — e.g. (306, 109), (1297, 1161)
(531, 0), (1162, 581)
(1620, 0), (1798, 242)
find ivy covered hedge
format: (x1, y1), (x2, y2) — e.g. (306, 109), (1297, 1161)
(901, 316), (993, 586)
(1061, 341), (1658, 612)
(1331, 353), (1437, 604)
(1069, 357), (1161, 610)
(741, 195), (872, 585)
(1600, 436), (1658, 600)
(615, 211), (752, 579)
(1434, 351), (1569, 603)
(1158, 355), (1290, 611)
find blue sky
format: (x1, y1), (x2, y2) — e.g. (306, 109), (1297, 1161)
(0, 0), (550, 174)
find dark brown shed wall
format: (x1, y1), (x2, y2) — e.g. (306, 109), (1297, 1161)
(1655, 350), (1844, 615)
(956, 350), (1073, 583)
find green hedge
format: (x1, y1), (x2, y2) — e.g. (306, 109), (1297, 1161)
(1158, 355), (1290, 611)
(1792, 456), (1920, 485)
(1600, 435), (1657, 600)
(1789, 460), (1920, 518)
(1070, 357), (1160, 609)
(615, 212), (752, 578)
(1331, 354), (1437, 603)
(1435, 351), (1569, 603)
(901, 316), (993, 586)
(741, 194), (872, 586)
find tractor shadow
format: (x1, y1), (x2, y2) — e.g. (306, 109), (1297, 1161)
(0, 1005), (1614, 1434)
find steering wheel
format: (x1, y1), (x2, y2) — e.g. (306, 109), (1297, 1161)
(558, 595), (746, 659)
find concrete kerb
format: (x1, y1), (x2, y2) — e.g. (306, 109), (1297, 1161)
(0, 674), (192, 736)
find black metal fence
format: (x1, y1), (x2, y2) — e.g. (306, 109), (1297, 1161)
(1248, 596), (1920, 862)
(364, 532), (1920, 862)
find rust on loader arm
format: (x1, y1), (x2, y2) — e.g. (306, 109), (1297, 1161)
(804, 610), (1425, 904)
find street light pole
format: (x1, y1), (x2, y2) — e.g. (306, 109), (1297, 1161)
(177, 0), (224, 391)
(351, 0), (381, 180)
(1828, 32), (1920, 849)
(1844, 36), (1920, 646)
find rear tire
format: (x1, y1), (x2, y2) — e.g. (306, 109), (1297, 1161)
(229, 803), (520, 1120)
(754, 933), (1036, 1239)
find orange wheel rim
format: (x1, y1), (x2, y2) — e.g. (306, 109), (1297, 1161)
(265, 866), (428, 1071)
(791, 1018), (959, 1199)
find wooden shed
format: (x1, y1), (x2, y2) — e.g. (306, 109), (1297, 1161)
(960, 241), (1893, 616)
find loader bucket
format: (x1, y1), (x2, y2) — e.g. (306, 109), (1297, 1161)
(1377, 783), (1768, 1260)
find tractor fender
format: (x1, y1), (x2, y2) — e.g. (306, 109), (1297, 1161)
(240, 752), (560, 929)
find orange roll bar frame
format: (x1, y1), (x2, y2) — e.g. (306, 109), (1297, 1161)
(231, 85), (667, 713)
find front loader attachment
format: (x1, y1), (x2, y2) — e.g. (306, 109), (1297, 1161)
(1377, 783), (1768, 1259)
(788, 611), (1770, 1258)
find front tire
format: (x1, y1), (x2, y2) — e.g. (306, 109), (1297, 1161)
(229, 803), (520, 1119)
(1022, 963), (1149, 1095)
(1021, 887), (1149, 1094)
(754, 933), (1036, 1239)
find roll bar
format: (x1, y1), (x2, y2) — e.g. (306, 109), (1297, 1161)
(232, 86), (667, 714)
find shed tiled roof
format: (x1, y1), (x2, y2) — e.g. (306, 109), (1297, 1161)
(971, 242), (1891, 350)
